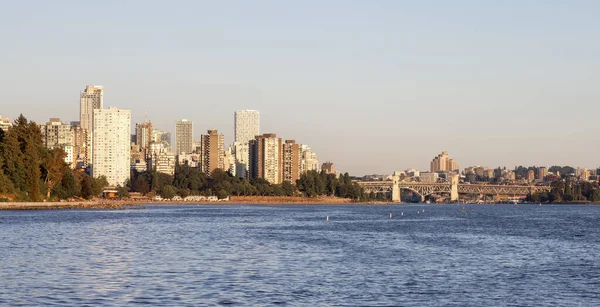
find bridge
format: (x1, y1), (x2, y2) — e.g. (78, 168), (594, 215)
(358, 174), (551, 202)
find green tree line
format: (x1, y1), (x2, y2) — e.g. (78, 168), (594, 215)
(0, 115), (107, 201)
(129, 166), (366, 201)
(526, 178), (600, 203)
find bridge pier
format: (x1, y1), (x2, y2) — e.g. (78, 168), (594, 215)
(450, 175), (458, 202)
(392, 172), (401, 202)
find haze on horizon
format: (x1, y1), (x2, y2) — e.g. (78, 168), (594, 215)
(1, 1), (598, 175)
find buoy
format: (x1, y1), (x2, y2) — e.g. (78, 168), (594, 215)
(326, 216), (329, 221)
(401, 212), (404, 216)
(417, 211), (420, 215)
(389, 213), (392, 219)
(422, 209), (425, 213)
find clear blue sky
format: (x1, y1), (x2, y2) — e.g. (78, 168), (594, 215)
(1, 1), (599, 175)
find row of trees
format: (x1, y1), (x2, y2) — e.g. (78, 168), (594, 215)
(0, 115), (107, 201)
(128, 165), (366, 201)
(526, 178), (600, 203)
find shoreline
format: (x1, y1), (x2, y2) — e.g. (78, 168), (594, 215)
(0, 197), (397, 210)
(1, 199), (597, 211)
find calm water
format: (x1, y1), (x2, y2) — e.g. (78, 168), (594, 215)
(0, 204), (599, 306)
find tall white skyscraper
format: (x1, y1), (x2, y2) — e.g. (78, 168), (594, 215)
(176, 119), (193, 155)
(234, 110), (260, 144)
(234, 110), (260, 178)
(92, 107), (131, 187)
(80, 85), (104, 132)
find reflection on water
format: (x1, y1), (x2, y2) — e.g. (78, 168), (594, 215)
(1, 204), (599, 306)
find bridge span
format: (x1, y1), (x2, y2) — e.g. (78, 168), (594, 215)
(358, 174), (551, 202)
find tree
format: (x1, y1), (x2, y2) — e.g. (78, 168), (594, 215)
(92, 176), (108, 196)
(177, 188), (191, 198)
(160, 185), (177, 199)
(80, 175), (94, 200)
(217, 189), (228, 199)
(132, 175), (151, 195)
(41, 148), (67, 199)
(117, 186), (130, 199)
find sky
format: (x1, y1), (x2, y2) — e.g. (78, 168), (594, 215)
(1, 0), (599, 175)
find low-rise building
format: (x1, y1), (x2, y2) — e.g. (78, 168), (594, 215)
(419, 172), (439, 183)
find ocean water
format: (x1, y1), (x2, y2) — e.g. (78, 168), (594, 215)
(0, 204), (599, 306)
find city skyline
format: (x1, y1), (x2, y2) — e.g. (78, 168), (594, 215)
(1, 1), (599, 174)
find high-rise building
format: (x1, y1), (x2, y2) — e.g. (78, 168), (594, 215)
(40, 118), (75, 168)
(176, 119), (193, 155)
(0, 115), (11, 131)
(250, 133), (283, 184)
(79, 85), (104, 168)
(80, 85), (104, 132)
(430, 151), (459, 172)
(148, 142), (176, 176)
(152, 129), (171, 149)
(300, 145), (319, 173)
(135, 121), (153, 157)
(234, 141), (250, 178)
(234, 110), (260, 178)
(201, 129), (225, 174)
(282, 140), (301, 183)
(234, 110), (260, 144)
(40, 118), (72, 149)
(92, 107), (131, 187)
(224, 145), (236, 176)
(70, 123), (88, 169)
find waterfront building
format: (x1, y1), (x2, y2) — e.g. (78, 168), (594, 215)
(79, 85), (104, 168)
(430, 151), (459, 172)
(282, 140), (301, 183)
(40, 118), (75, 167)
(176, 119), (193, 155)
(70, 123), (88, 169)
(321, 161), (335, 175)
(234, 110), (260, 178)
(234, 110), (260, 144)
(224, 146), (236, 176)
(537, 166), (548, 181)
(148, 142), (176, 176)
(80, 85), (104, 132)
(0, 115), (11, 131)
(41, 118), (72, 149)
(92, 107), (131, 187)
(62, 145), (74, 167)
(130, 143), (145, 166)
(250, 133), (283, 184)
(300, 145), (319, 173)
(130, 161), (147, 173)
(234, 141), (250, 178)
(152, 129), (171, 149)
(135, 121), (153, 158)
(177, 153), (202, 168)
(201, 129), (225, 174)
